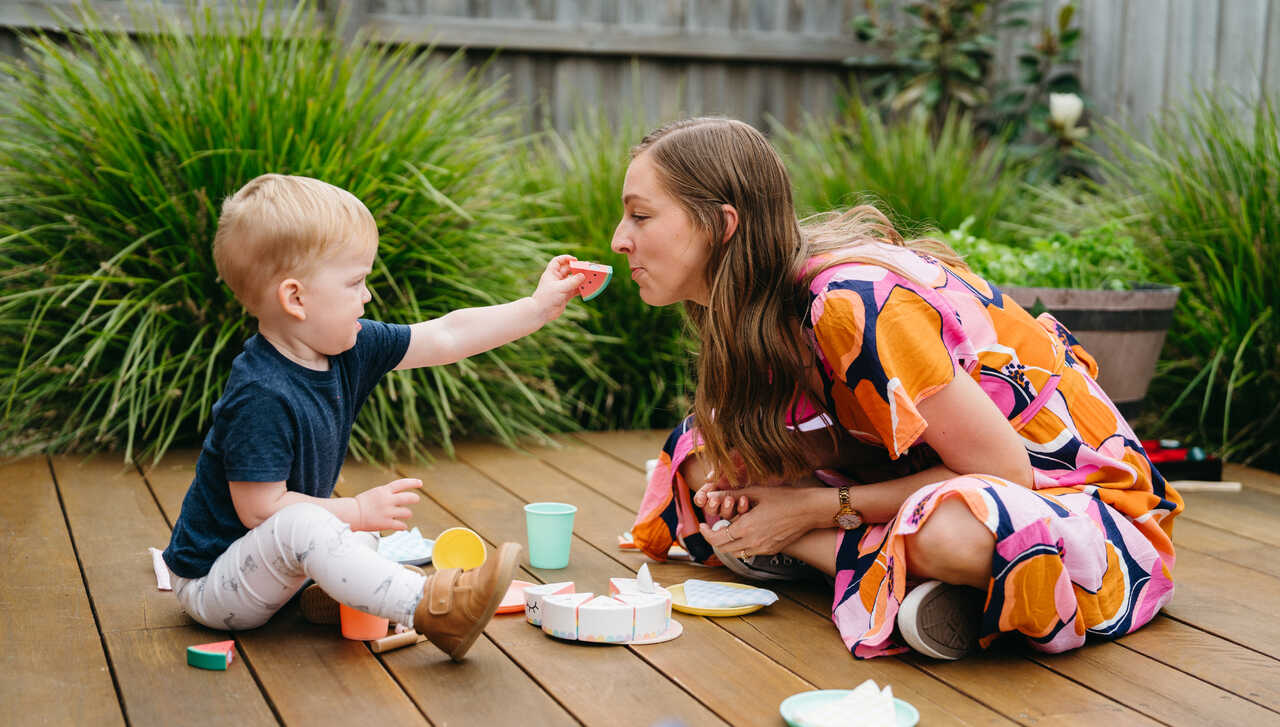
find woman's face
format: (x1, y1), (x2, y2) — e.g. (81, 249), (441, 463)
(611, 151), (712, 307)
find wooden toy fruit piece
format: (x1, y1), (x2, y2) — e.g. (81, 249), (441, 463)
(187, 640), (235, 670)
(569, 261), (612, 301)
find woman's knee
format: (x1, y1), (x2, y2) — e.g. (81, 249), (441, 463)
(904, 496), (995, 587)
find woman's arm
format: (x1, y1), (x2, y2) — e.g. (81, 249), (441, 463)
(698, 372), (1032, 556)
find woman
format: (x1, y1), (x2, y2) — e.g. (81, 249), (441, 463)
(618, 118), (1182, 660)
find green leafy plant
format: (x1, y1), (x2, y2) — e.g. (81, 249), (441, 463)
(1093, 93), (1280, 466)
(0, 3), (595, 464)
(777, 102), (1031, 246)
(514, 111), (695, 430)
(850, 0), (1088, 179)
(945, 217), (1151, 289)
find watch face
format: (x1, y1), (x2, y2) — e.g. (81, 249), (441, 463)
(836, 512), (863, 529)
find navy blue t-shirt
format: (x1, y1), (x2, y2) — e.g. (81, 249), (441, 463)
(162, 319), (411, 578)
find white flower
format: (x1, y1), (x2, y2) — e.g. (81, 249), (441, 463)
(1049, 93), (1084, 131)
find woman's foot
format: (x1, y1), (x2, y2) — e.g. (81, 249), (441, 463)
(414, 542), (522, 661)
(896, 579), (985, 660)
(713, 549), (823, 582)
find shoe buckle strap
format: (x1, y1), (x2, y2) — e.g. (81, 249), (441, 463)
(427, 568), (462, 616)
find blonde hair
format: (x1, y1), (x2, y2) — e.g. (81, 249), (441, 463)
(212, 174), (377, 313)
(634, 118), (967, 486)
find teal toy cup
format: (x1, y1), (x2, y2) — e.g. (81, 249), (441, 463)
(523, 502), (577, 569)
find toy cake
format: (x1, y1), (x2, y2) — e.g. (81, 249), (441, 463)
(525, 565), (672, 643)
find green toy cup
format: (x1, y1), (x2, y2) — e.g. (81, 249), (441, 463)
(523, 502), (577, 569)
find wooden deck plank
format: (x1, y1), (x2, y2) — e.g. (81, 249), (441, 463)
(49, 456), (189, 633)
(408, 451), (808, 726)
(1223, 463), (1280, 496)
(1162, 548), (1280, 657)
(572, 429), (668, 472)
(339, 459), (728, 727)
(1173, 518), (1280, 580)
(333, 461), (581, 727)
(0, 456), (123, 726)
(1029, 628), (1280, 726)
(1115, 618), (1280, 712)
(455, 441), (1020, 726)
(104, 627), (277, 727)
(1180, 486), (1280, 548)
(49, 454), (277, 727)
(142, 452), (427, 726)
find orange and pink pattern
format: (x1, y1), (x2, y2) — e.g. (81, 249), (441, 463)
(632, 243), (1182, 657)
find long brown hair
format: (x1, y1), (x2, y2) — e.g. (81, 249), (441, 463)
(634, 118), (967, 487)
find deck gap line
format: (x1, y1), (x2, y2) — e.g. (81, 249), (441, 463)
(133, 461), (175, 530)
(1026, 655), (1176, 726)
(46, 455), (132, 727)
(1174, 541), (1280, 582)
(901, 657), (1028, 726)
(366, 644), (436, 726)
(1113, 640), (1280, 716)
(1179, 512), (1280, 550)
(1162, 613), (1280, 662)
(540, 457), (640, 511)
(144, 462), (287, 727)
(480, 633), (587, 727)
(619, 639), (751, 727)
(567, 433), (648, 472)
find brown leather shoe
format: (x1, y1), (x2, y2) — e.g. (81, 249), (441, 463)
(414, 542), (522, 661)
(300, 564), (427, 625)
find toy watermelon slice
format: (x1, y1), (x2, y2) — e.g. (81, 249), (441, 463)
(187, 640), (235, 670)
(569, 261), (612, 301)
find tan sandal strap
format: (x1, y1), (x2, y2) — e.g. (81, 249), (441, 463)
(427, 568), (462, 616)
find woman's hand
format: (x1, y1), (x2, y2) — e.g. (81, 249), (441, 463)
(697, 485), (835, 559)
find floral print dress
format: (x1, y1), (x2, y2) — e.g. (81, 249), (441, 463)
(631, 243), (1182, 657)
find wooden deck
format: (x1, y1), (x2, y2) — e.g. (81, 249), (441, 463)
(5, 430), (1280, 726)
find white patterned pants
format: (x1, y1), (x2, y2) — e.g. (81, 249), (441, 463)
(171, 503), (427, 631)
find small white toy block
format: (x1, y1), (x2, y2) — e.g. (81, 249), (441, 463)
(578, 595), (636, 643)
(523, 581), (575, 626)
(616, 592), (670, 641)
(541, 592), (593, 640)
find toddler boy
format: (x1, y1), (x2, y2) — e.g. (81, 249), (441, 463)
(161, 174), (583, 660)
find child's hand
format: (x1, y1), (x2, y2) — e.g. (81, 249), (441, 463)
(353, 478), (422, 531)
(531, 254), (585, 323)
(693, 469), (752, 519)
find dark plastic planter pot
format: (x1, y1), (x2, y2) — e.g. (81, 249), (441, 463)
(1000, 283), (1181, 420)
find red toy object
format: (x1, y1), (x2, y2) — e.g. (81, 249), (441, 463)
(569, 261), (612, 301)
(1141, 440), (1222, 481)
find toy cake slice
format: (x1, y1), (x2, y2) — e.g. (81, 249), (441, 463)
(523, 581), (575, 626)
(578, 595), (636, 643)
(616, 592), (672, 641)
(541, 592), (594, 640)
(187, 640), (235, 670)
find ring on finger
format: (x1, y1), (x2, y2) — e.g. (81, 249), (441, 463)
(737, 550), (749, 561)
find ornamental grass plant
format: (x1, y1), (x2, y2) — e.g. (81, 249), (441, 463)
(1094, 94), (1280, 466)
(516, 111), (695, 430)
(776, 102), (1032, 246)
(0, 3), (593, 464)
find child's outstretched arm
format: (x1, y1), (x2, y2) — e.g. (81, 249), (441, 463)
(229, 478), (422, 531)
(394, 255), (583, 370)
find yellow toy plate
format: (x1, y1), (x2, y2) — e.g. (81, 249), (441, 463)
(432, 527), (487, 570)
(668, 582), (767, 617)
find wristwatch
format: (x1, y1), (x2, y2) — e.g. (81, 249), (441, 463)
(833, 486), (864, 529)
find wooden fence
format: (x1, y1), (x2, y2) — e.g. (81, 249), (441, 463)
(1, 0), (1278, 135)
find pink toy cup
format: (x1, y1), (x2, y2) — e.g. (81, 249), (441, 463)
(340, 604), (389, 641)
